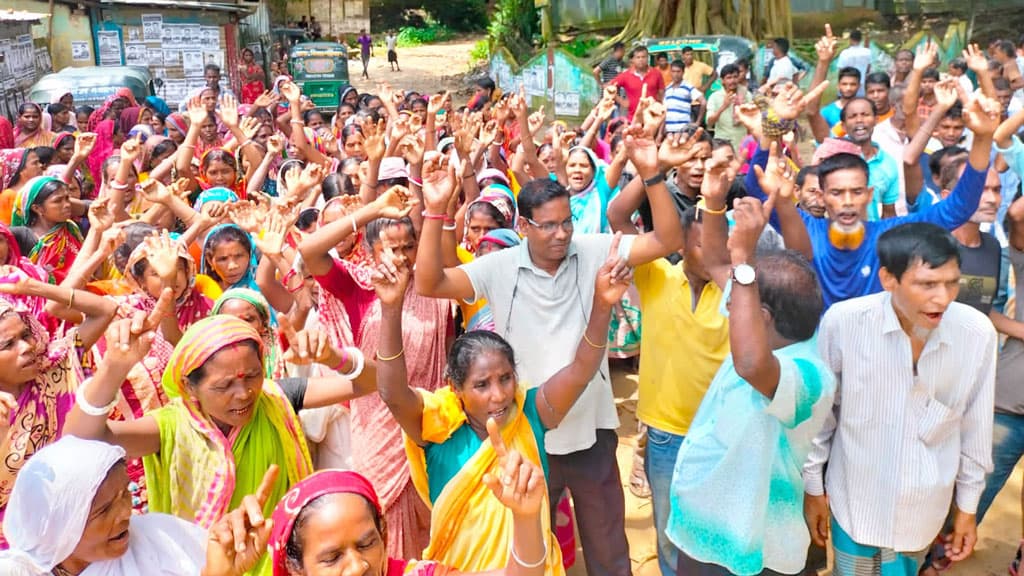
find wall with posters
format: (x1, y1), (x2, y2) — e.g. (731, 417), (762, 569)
(6, 0), (92, 70)
(488, 46), (601, 125)
(286, 0), (370, 39)
(93, 5), (242, 106)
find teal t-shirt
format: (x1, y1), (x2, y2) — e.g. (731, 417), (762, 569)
(423, 387), (547, 504)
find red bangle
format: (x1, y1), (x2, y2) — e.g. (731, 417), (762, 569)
(408, 176), (423, 187)
(444, 217), (456, 225)
(422, 212), (447, 220)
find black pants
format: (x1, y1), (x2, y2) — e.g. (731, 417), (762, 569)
(547, 429), (632, 576)
(677, 551), (792, 576)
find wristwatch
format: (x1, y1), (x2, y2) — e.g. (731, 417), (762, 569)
(731, 263), (756, 286)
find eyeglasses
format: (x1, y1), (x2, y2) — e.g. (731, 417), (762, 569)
(525, 217), (574, 234)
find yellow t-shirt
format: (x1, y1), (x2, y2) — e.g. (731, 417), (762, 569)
(634, 259), (729, 436)
(683, 61), (714, 89)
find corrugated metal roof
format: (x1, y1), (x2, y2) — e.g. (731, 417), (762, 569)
(0, 9), (49, 22)
(98, 0), (255, 13)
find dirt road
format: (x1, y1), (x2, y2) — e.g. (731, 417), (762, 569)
(345, 37), (482, 99)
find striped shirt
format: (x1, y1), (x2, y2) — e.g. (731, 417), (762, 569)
(664, 81), (702, 133)
(805, 291), (996, 552)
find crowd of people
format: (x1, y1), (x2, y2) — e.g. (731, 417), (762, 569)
(0, 20), (1023, 576)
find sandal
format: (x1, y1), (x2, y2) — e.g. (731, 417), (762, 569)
(1010, 539), (1023, 576)
(628, 452), (651, 499)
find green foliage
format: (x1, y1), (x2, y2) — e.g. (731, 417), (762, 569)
(563, 36), (600, 59)
(396, 21), (455, 47)
(428, 0), (488, 32)
(470, 39), (491, 61)
(487, 0), (540, 60)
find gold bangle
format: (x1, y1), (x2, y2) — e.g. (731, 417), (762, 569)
(376, 348), (405, 361)
(67, 288), (75, 309)
(582, 331), (607, 349)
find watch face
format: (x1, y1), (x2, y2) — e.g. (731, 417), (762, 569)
(734, 264), (756, 285)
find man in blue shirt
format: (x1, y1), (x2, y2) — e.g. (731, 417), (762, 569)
(747, 92), (1002, 308)
(820, 67), (862, 130)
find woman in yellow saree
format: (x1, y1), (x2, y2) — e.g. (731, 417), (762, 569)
(64, 309), (378, 575)
(372, 239), (631, 575)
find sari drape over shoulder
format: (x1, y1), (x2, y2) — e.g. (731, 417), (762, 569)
(406, 387), (564, 576)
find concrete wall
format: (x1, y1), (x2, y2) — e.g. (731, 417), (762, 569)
(286, 0), (370, 39)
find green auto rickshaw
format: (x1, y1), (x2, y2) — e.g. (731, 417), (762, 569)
(641, 35), (758, 93)
(289, 42), (350, 110)
(29, 66), (153, 107)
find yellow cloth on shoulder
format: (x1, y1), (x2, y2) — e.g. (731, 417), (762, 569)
(405, 386), (564, 576)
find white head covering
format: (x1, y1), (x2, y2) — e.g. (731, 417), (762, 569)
(0, 436), (125, 574)
(0, 437), (206, 576)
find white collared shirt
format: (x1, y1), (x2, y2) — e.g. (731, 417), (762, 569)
(460, 233), (635, 454)
(805, 291), (996, 552)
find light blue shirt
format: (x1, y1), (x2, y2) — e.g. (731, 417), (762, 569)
(666, 338), (835, 575)
(865, 144), (900, 221)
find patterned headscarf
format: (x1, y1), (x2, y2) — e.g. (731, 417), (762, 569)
(11, 176), (55, 227)
(212, 288), (280, 377)
(0, 149), (27, 191)
(193, 186), (239, 212)
(166, 113), (188, 139)
(269, 470), (382, 576)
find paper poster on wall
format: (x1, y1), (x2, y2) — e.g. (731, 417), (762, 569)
(125, 43), (147, 66)
(182, 50), (204, 77)
(246, 43), (263, 60)
(146, 48), (163, 67)
(523, 67), (545, 96)
(162, 49), (180, 65)
(97, 31), (121, 66)
(554, 91), (580, 116)
(202, 27), (220, 44)
(142, 14), (163, 43)
(162, 79), (187, 104)
(203, 51), (224, 70)
(184, 26), (201, 46)
(186, 78), (206, 93)
(71, 40), (91, 62)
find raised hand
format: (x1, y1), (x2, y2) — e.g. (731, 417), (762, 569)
(373, 185), (418, 220)
(658, 128), (704, 171)
(252, 91), (276, 110)
(963, 93), (1003, 137)
(398, 133), (425, 166)
(771, 81), (829, 120)
(371, 241), (411, 307)
(752, 141), (796, 206)
(727, 197), (769, 263)
(527, 106), (545, 135)
(361, 117), (386, 162)
(279, 80), (302, 104)
(239, 116), (260, 140)
(74, 132), (97, 159)
(480, 119), (500, 148)
(816, 24), (837, 63)
(428, 91), (449, 115)
(186, 96), (208, 125)
(253, 210), (288, 256)
(0, 265), (33, 296)
(87, 197), (115, 231)
(421, 152), (456, 213)
(266, 134), (285, 157)
(120, 135), (143, 163)
(914, 40), (938, 71)
(279, 315), (332, 365)
(102, 288), (173, 363)
(594, 233), (632, 306)
(934, 78), (960, 110)
(297, 162), (328, 191)
(227, 201), (261, 234)
(701, 155), (732, 207)
(625, 130), (659, 176)
(641, 99), (667, 137)
(482, 418), (545, 518)
(219, 95), (240, 128)
(143, 230), (180, 281)
(137, 179), (172, 205)
(734, 102), (762, 134)
(962, 43), (988, 74)
(204, 466), (279, 576)
(98, 224), (128, 258)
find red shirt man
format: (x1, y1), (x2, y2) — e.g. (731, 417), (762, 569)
(612, 46), (665, 120)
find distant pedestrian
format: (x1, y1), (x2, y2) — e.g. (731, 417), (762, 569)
(386, 30), (400, 72)
(358, 29), (372, 79)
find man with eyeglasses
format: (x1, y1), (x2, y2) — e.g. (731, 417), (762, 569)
(415, 132), (688, 576)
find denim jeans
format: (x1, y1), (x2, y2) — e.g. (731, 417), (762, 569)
(645, 425), (686, 576)
(977, 412), (1024, 523)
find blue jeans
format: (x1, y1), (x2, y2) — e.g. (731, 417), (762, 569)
(977, 412), (1024, 523)
(645, 425), (685, 576)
